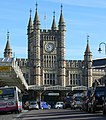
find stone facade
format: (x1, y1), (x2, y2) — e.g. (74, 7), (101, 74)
(3, 4), (106, 89)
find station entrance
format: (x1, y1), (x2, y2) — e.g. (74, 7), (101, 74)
(27, 85), (87, 106)
(42, 90), (66, 106)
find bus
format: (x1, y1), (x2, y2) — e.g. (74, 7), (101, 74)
(0, 86), (22, 113)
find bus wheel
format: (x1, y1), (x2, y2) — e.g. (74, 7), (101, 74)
(15, 111), (18, 114)
(15, 110), (19, 114)
(18, 110), (21, 113)
(11, 111), (14, 114)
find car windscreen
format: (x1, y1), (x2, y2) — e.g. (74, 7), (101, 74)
(30, 101), (37, 105)
(95, 91), (104, 97)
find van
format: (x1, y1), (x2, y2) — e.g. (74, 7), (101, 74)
(103, 97), (106, 115)
(88, 86), (106, 112)
(102, 86), (106, 115)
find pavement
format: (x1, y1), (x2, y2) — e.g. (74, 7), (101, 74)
(12, 109), (28, 120)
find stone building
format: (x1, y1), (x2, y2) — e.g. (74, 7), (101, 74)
(2, 3), (106, 101)
(26, 3), (105, 88)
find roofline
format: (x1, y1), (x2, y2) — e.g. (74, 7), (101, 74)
(93, 58), (106, 61)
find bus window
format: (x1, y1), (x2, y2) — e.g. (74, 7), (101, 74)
(0, 88), (14, 100)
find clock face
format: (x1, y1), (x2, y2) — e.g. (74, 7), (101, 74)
(45, 43), (54, 52)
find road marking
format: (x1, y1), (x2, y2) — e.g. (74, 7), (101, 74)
(21, 113), (103, 120)
(12, 110), (28, 120)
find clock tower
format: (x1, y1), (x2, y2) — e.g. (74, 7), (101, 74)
(27, 4), (66, 86)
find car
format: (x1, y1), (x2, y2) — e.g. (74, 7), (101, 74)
(63, 96), (72, 109)
(55, 102), (64, 109)
(28, 101), (39, 110)
(39, 101), (51, 109)
(63, 101), (71, 109)
(71, 93), (82, 110)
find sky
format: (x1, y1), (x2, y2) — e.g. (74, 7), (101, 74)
(0, 0), (106, 60)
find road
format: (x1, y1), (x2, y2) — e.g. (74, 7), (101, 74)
(0, 109), (106, 120)
(12, 109), (106, 120)
(0, 112), (17, 120)
(0, 110), (28, 120)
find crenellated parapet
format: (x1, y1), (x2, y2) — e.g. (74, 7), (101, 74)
(16, 58), (28, 67)
(40, 29), (58, 33)
(66, 60), (83, 68)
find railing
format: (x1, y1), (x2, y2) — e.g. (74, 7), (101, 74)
(72, 86), (87, 91)
(28, 85), (87, 91)
(28, 85), (44, 90)
(44, 85), (71, 90)
(12, 60), (28, 90)
(28, 85), (72, 90)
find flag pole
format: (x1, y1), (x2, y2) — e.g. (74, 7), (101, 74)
(44, 13), (47, 29)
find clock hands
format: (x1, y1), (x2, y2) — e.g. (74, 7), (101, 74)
(45, 43), (54, 52)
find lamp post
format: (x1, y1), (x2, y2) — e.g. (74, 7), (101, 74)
(98, 42), (106, 86)
(98, 42), (106, 55)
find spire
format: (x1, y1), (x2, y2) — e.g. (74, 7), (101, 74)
(27, 9), (33, 34)
(33, 2), (40, 30)
(51, 11), (57, 30)
(4, 31), (12, 58)
(58, 4), (66, 31)
(84, 35), (92, 61)
(85, 35), (91, 53)
(5, 31), (11, 50)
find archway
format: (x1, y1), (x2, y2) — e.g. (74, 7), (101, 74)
(41, 90), (66, 108)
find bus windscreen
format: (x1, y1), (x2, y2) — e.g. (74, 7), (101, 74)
(0, 88), (14, 100)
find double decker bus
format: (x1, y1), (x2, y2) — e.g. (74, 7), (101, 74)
(0, 86), (22, 113)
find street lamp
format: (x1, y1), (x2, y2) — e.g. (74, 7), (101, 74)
(98, 42), (106, 55)
(98, 42), (106, 86)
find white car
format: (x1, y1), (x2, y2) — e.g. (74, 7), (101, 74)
(29, 101), (39, 110)
(55, 102), (64, 109)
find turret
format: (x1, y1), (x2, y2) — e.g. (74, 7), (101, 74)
(84, 35), (92, 62)
(51, 11), (57, 30)
(57, 4), (66, 86)
(4, 31), (12, 58)
(27, 9), (33, 34)
(83, 35), (93, 87)
(58, 4), (66, 31)
(33, 3), (40, 30)
(28, 3), (41, 85)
